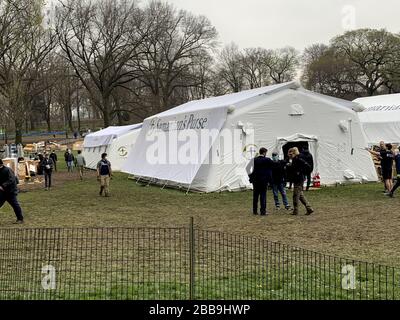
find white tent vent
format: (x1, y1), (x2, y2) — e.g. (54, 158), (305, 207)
(289, 104), (304, 116)
(339, 120), (349, 133)
(344, 170), (356, 180)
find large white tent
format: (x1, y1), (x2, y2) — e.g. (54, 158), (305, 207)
(353, 94), (400, 145)
(122, 82), (377, 192)
(83, 123), (142, 171)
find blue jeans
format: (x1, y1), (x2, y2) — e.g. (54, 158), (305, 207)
(272, 183), (289, 208)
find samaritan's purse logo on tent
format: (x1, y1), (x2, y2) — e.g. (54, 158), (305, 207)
(118, 146), (128, 157)
(147, 114), (209, 136)
(243, 144), (258, 160)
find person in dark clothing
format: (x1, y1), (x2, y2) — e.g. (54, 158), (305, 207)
(49, 151), (58, 172)
(271, 152), (290, 210)
(64, 149), (75, 172)
(300, 147), (314, 191)
(97, 153), (112, 197)
(367, 142), (394, 193)
(248, 148), (273, 216)
(387, 149), (400, 197)
(37, 153), (44, 175)
(0, 159), (24, 224)
(41, 153), (54, 191)
(287, 147), (314, 216)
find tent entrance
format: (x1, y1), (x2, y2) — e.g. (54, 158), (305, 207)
(277, 134), (318, 172)
(282, 141), (309, 161)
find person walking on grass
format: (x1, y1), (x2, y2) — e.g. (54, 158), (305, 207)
(248, 147), (273, 216)
(97, 153), (112, 197)
(64, 149), (75, 173)
(76, 150), (86, 180)
(271, 152), (291, 211)
(366, 142), (394, 194)
(49, 150), (58, 172)
(41, 153), (54, 191)
(287, 147), (314, 216)
(0, 159), (24, 224)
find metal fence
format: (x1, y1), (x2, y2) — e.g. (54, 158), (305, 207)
(0, 223), (399, 300)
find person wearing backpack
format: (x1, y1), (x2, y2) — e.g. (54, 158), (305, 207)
(97, 153), (112, 197)
(300, 147), (314, 191)
(287, 147), (314, 216)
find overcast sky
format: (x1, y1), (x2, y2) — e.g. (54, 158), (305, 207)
(163, 0), (400, 51)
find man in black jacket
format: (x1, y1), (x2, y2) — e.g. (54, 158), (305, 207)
(0, 159), (24, 224)
(49, 150), (58, 172)
(41, 153), (54, 191)
(300, 147), (314, 191)
(248, 148), (273, 216)
(288, 148), (314, 216)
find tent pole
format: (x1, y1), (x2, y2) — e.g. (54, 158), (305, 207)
(136, 176), (142, 184)
(186, 185), (192, 195)
(161, 181), (168, 190)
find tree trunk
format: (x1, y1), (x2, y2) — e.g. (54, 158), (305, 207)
(15, 121), (23, 145)
(46, 118), (51, 132)
(77, 105), (81, 132)
(102, 94), (111, 127)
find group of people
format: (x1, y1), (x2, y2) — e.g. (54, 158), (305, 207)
(366, 141), (400, 198)
(249, 147), (314, 216)
(0, 149), (113, 224)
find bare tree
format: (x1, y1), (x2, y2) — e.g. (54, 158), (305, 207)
(264, 47), (299, 84)
(331, 28), (400, 96)
(217, 43), (244, 93)
(130, 1), (218, 115)
(55, 0), (147, 127)
(0, 0), (56, 143)
(241, 48), (270, 89)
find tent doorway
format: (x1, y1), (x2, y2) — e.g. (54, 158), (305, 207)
(282, 141), (309, 161)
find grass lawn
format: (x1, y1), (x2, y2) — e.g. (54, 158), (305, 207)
(0, 157), (399, 268)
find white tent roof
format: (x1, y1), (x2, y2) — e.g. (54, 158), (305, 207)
(354, 94), (400, 144)
(84, 123), (143, 148)
(154, 81), (300, 118)
(354, 94), (400, 113)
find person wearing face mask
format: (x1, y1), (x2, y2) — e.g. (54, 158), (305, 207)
(271, 152), (291, 211)
(97, 153), (112, 197)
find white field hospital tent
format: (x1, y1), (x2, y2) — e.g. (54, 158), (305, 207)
(83, 123), (142, 171)
(353, 94), (400, 145)
(122, 82), (377, 192)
